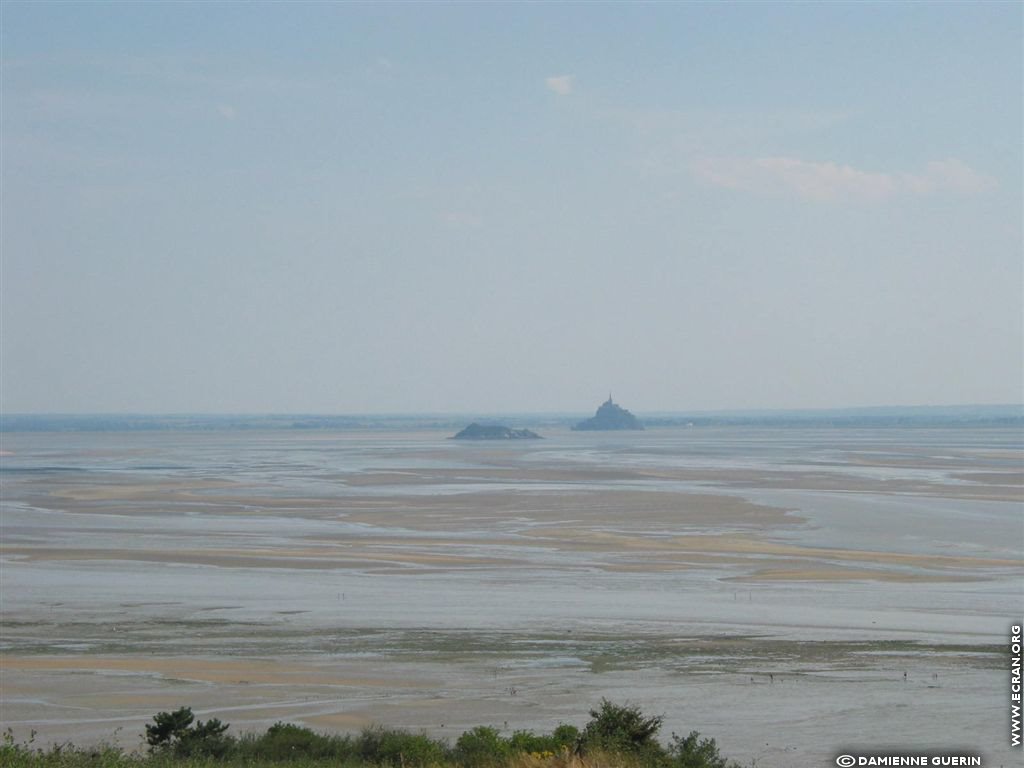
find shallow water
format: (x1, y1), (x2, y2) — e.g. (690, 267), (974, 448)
(1, 425), (1021, 767)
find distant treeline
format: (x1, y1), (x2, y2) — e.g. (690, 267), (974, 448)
(1, 405), (1021, 433)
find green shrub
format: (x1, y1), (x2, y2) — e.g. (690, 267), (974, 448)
(508, 731), (550, 755)
(143, 708), (233, 758)
(453, 726), (509, 765)
(239, 722), (354, 761)
(668, 731), (737, 768)
(579, 700), (666, 762)
(145, 708), (196, 750)
(172, 720), (232, 759)
(505, 724), (577, 756)
(356, 727), (449, 767)
(550, 724), (580, 750)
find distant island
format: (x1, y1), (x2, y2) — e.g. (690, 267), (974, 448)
(573, 397), (644, 431)
(451, 423), (543, 440)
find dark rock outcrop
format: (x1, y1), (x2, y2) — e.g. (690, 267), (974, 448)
(573, 397), (644, 431)
(452, 423), (543, 440)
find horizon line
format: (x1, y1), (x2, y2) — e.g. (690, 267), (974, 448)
(2, 402), (1021, 419)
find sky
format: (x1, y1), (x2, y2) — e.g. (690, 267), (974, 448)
(1, 1), (1021, 414)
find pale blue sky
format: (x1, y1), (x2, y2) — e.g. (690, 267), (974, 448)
(2, 1), (1021, 413)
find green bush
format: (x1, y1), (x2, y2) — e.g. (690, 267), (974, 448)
(579, 700), (665, 760)
(506, 732), (545, 755)
(144, 708), (233, 758)
(668, 731), (738, 768)
(238, 722), (354, 761)
(550, 724), (579, 750)
(356, 727), (449, 767)
(506, 724), (577, 756)
(175, 719), (231, 759)
(453, 726), (508, 765)
(145, 708), (196, 750)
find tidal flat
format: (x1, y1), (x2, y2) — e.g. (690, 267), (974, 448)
(1, 425), (1021, 767)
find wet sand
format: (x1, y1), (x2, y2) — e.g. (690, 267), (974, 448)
(1, 426), (1021, 767)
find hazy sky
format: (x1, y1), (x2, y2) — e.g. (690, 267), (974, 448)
(2, 1), (1021, 414)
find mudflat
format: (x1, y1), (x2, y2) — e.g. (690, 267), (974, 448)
(1, 426), (1021, 767)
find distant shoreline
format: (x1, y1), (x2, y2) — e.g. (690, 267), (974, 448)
(1, 404), (1021, 433)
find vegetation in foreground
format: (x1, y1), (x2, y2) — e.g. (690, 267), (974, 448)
(2, 701), (741, 768)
